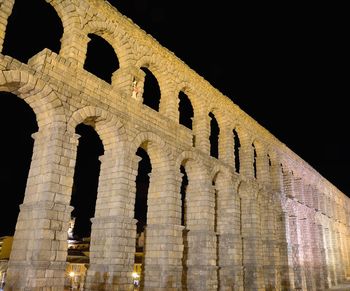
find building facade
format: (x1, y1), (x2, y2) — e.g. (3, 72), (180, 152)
(0, 0), (349, 290)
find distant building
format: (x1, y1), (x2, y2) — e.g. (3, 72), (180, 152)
(0, 230), (145, 290)
(133, 232), (145, 287)
(0, 236), (13, 289)
(67, 237), (90, 264)
(0, 237), (13, 260)
(65, 262), (88, 290)
(65, 233), (90, 289)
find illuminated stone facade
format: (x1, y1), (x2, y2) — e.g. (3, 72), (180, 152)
(0, 0), (349, 290)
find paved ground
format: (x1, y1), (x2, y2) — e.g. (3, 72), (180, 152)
(328, 282), (350, 290)
(63, 283), (350, 290)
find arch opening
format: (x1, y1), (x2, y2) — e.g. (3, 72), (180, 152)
(212, 174), (219, 233)
(180, 162), (189, 290)
(209, 112), (219, 159)
(212, 173), (220, 290)
(253, 143), (257, 179)
(0, 92), (38, 236)
(135, 147), (152, 234)
(141, 67), (161, 111)
(180, 165), (188, 226)
(134, 147), (152, 288)
(83, 33), (120, 84)
(2, 0), (63, 63)
(178, 91), (193, 130)
(69, 123), (104, 242)
(233, 129), (240, 173)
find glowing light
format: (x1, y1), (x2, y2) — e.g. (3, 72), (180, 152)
(132, 272), (139, 279)
(69, 271), (75, 278)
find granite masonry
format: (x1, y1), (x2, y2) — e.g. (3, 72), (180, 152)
(0, 0), (349, 290)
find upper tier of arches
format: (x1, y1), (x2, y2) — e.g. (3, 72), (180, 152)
(0, 0), (348, 210)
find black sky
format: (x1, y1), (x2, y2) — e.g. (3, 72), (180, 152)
(111, 1), (350, 196)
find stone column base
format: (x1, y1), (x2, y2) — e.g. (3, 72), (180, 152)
(186, 265), (218, 291)
(5, 261), (67, 290)
(143, 266), (183, 290)
(84, 264), (134, 291)
(84, 216), (136, 290)
(219, 266), (243, 291)
(142, 224), (184, 290)
(263, 266), (278, 291)
(244, 264), (265, 291)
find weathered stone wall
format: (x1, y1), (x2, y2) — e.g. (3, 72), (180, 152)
(0, 0), (349, 290)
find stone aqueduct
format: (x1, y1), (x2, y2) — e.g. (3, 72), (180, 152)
(0, 0), (349, 290)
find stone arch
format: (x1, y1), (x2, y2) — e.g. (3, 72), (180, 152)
(207, 107), (225, 128)
(238, 179), (266, 290)
(267, 147), (278, 166)
(177, 88), (194, 130)
(51, 1), (85, 64)
(129, 130), (174, 227)
(232, 124), (245, 143)
(45, 0), (80, 31)
(267, 149), (284, 193)
(43, 0), (67, 17)
(135, 56), (166, 111)
(1, 72), (72, 291)
(83, 33), (119, 83)
(68, 106), (127, 150)
(171, 82), (203, 141)
(232, 125), (241, 173)
(85, 20), (133, 68)
(0, 0), (14, 51)
(177, 85), (211, 153)
(129, 132), (182, 289)
(176, 82), (202, 119)
(175, 150), (206, 174)
(207, 107), (232, 163)
(212, 168), (242, 289)
(233, 124), (246, 138)
(2, 0), (63, 62)
(0, 90), (38, 238)
(68, 108), (124, 230)
(252, 139), (269, 181)
(130, 131), (173, 163)
(176, 150), (218, 290)
(280, 158), (294, 173)
(0, 69), (65, 127)
(210, 164), (236, 184)
(234, 125), (255, 178)
(281, 162), (297, 201)
(210, 164), (222, 183)
(208, 111), (220, 158)
(70, 123), (104, 241)
(136, 56), (164, 78)
(175, 150), (212, 228)
(211, 167), (235, 226)
(252, 142), (258, 178)
(67, 106), (131, 290)
(252, 139), (265, 157)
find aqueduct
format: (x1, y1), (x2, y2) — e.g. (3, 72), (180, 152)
(0, 0), (349, 290)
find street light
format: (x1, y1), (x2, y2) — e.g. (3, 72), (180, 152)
(132, 272), (140, 288)
(132, 272), (139, 279)
(69, 271), (75, 290)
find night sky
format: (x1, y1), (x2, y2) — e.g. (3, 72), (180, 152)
(0, 0), (349, 236)
(112, 1), (349, 196)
